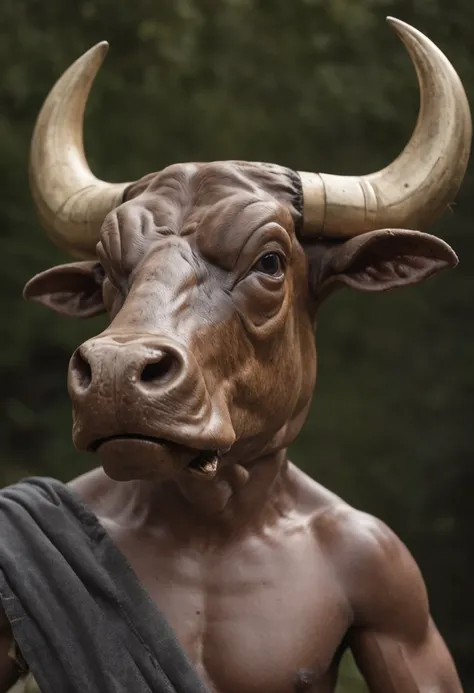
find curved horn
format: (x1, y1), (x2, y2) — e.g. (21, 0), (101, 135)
(29, 42), (132, 259)
(299, 18), (472, 238)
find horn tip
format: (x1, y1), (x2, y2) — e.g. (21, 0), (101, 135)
(386, 16), (407, 32)
(82, 41), (109, 64)
(385, 16), (430, 49)
(95, 40), (109, 57)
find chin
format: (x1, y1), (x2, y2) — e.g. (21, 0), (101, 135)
(88, 434), (223, 482)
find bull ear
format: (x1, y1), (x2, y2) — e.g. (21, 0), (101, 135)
(308, 229), (458, 303)
(23, 261), (106, 318)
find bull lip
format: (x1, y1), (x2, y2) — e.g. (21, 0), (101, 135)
(89, 434), (221, 478)
(89, 433), (168, 452)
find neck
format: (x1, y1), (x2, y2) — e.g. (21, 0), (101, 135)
(121, 450), (294, 539)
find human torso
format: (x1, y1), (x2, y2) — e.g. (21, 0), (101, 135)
(78, 465), (352, 693)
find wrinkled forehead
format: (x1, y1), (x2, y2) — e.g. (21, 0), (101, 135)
(98, 162), (300, 272)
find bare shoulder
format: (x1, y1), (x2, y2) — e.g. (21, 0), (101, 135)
(295, 470), (429, 641)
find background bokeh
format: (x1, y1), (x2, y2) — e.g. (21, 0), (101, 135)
(1, 0), (473, 690)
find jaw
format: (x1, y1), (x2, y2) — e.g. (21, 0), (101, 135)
(89, 434), (227, 482)
(71, 385), (236, 482)
(91, 400), (310, 483)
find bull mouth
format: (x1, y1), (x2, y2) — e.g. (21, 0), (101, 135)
(89, 434), (221, 477)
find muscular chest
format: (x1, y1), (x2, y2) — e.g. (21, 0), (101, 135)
(104, 520), (350, 693)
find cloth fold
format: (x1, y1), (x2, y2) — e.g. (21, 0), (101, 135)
(0, 477), (210, 693)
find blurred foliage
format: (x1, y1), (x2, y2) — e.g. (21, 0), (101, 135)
(1, 0), (474, 690)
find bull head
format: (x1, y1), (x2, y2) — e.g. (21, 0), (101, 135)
(24, 19), (472, 484)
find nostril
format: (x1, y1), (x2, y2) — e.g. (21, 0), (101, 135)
(141, 351), (176, 384)
(70, 349), (92, 390)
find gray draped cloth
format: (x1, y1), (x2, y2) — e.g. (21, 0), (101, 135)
(0, 477), (210, 693)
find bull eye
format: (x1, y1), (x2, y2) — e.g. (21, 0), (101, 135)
(252, 252), (284, 277)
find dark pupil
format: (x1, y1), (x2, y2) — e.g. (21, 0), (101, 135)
(258, 253), (281, 275)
